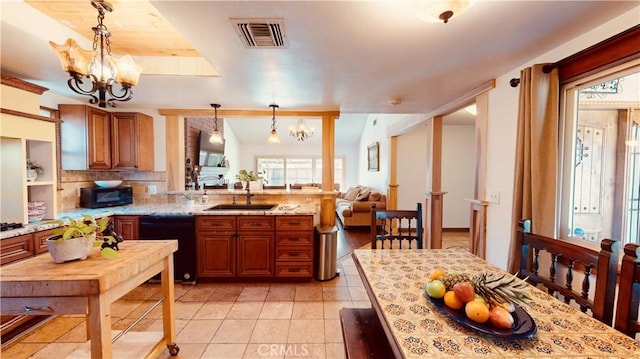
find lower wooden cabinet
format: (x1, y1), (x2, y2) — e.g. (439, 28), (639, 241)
(0, 232), (44, 342)
(114, 215), (139, 240)
(0, 233), (34, 265)
(199, 231), (236, 277)
(237, 216), (274, 277)
(34, 228), (57, 254)
(275, 216), (314, 278)
(197, 216), (237, 278)
(196, 215), (312, 280)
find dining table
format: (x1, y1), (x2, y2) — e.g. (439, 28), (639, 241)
(351, 248), (640, 358)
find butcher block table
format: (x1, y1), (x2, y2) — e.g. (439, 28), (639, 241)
(0, 240), (179, 358)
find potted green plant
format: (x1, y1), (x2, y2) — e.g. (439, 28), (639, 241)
(26, 159), (44, 182)
(235, 170), (267, 190)
(183, 191), (196, 206)
(45, 214), (119, 263)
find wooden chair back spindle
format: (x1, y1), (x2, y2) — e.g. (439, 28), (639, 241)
(515, 219), (619, 326)
(371, 203), (423, 249)
(614, 243), (640, 338)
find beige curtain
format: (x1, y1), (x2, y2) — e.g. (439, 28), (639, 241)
(507, 64), (559, 273)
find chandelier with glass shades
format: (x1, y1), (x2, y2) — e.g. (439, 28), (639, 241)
(49, 0), (143, 108)
(289, 119), (315, 141)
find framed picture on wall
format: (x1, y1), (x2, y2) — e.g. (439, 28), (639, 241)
(367, 142), (379, 171)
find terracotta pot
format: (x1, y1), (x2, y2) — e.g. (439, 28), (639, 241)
(46, 234), (95, 263)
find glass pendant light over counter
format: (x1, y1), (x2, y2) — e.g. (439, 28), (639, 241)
(267, 104), (280, 144)
(209, 103), (223, 144)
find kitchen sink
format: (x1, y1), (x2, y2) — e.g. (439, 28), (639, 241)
(205, 203), (278, 211)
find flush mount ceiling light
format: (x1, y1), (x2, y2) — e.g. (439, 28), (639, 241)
(267, 104), (280, 144)
(289, 119), (315, 142)
(209, 103), (223, 144)
(49, 0), (143, 107)
(413, 0), (476, 24)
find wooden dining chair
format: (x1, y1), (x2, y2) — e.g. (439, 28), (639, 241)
(515, 219), (619, 326)
(371, 203), (423, 249)
(614, 243), (640, 338)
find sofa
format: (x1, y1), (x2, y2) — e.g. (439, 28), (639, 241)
(336, 185), (386, 227)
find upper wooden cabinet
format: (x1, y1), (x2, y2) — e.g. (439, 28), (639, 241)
(111, 112), (154, 170)
(59, 105), (154, 170)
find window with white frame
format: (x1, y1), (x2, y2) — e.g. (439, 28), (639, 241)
(256, 156), (345, 190)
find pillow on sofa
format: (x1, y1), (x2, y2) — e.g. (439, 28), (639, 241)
(368, 192), (382, 201)
(356, 189), (370, 201)
(343, 186), (361, 201)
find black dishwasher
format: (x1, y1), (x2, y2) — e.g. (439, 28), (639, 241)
(139, 215), (196, 283)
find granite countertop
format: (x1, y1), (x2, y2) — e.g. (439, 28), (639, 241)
(1, 203), (316, 240)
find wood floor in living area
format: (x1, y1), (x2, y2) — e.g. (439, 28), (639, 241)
(336, 219), (471, 260)
(1, 222), (469, 359)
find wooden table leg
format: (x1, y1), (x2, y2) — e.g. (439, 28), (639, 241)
(161, 254), (177, 352)
(87, 293), (112, 358)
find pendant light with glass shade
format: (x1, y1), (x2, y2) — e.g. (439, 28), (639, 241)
(209, 103), (223, 144)
(267, 104), (280, 144)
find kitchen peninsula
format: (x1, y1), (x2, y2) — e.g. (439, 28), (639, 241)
(1, 188), (330, 282)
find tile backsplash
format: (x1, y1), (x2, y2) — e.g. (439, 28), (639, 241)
(58, 170), (171, 211)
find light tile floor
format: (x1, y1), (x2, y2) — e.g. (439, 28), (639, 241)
(1, 233), (466, 359)
(1, 257), (368, 359)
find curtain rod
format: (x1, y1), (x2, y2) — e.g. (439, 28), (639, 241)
(509, 64), (556, 87)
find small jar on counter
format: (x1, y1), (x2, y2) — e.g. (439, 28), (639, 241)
(201, 191), (209, 205)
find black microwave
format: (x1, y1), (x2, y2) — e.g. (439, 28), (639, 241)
(80, 186), (133, 209)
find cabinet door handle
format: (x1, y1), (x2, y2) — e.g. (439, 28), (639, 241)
(288, 268), (301, 272)
(288, 252), (300, 257)
(287, 237), (301, 241)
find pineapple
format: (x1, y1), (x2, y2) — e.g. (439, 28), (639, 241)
(472, 272), (530, 306)
(439, 273), (471, 291)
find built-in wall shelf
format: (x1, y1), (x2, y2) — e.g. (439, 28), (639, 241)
(0, 74), (56, 225)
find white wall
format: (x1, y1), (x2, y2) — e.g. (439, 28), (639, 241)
(442, 124), (475, 228)
(337, 143), (359, 191)
(397, 124), (428, 210)
(221, 120), (240, 182)
(484, 8), (639, 269)
(357, 116), (391, 193)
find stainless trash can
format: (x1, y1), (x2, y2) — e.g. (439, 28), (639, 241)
(314, 225), (339, 281)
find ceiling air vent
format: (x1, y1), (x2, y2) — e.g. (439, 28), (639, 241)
(230, 18), (287, 48)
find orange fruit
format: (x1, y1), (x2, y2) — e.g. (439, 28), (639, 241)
(443, 291), (464, 310)
(429, 268), (446, 280)
(464, 300), (490, 323)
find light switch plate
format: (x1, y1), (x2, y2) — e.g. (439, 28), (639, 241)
(488, 190), (500, 204)
(148, 184), (157, 194)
